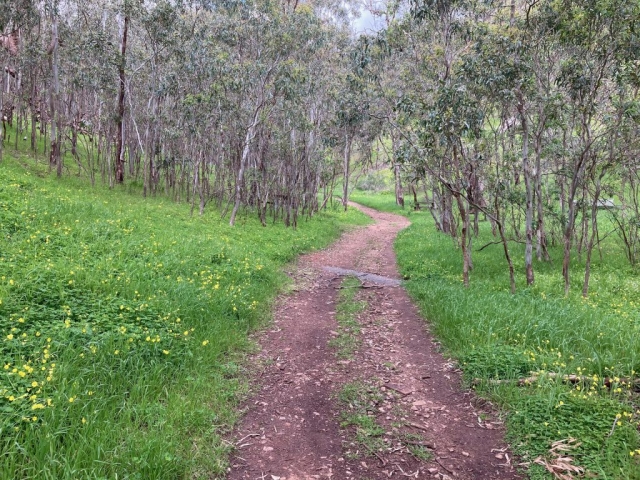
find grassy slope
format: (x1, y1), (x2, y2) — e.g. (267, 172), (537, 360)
(0, 151), (370, 479)
(352, 191), (640, 480)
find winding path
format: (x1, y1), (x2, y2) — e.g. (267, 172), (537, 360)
(227, 205), (520, 480)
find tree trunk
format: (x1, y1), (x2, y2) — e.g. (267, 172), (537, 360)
(495, 193), (516, 293)
(392, 133), (404, 207)
(583, 172), (603, 297)
(115, 13), (129, 184)
(49, 11), (61, 175)
(518, 102), (534, 286)
(455, 192), (470, 287)
(394, 163), (404, 208)
(342, 130), (351, 211)
(534, 127), (550, 261)
(0, 72), (3, 162)
(230, 108), (261, 226)
(441, 186), (455, 237)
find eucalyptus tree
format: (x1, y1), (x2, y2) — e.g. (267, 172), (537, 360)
(330, 34), (377, 211)
(0, 0), (38, 161)
(535, 0), (640, 295)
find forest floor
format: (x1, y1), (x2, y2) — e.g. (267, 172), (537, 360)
(227, 204), (521, 480)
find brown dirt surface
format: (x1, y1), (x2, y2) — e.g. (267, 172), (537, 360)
(227, 204), (521, 480)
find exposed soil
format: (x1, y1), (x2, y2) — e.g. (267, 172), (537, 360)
(227, 205), (521, 480)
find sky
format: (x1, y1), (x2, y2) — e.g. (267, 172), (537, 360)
(352, 1), (387, 34)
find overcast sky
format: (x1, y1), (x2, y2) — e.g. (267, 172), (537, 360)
(352, 3), (386, 35)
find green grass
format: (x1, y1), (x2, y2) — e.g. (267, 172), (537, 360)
(337, 381), (386, 458)
(357, 192), (640, 479)
(337, 380), (433, 462)
(328, 276), (367, 358)
(351, 191), (414, 216)
(0, 152), (369, 479)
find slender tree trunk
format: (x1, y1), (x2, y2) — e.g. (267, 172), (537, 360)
(30, 72), (36, 152)
(392, 133), (404, 207)
(455, 192), (470, 287)
(49, 11), (62, 175)
(115, 14), (129, 184)
(583, 172), (604, 297)
(495, 194), (516, 293)
(534, 130), (550, 261)
(342, 130), (351, 211)
(0, 71), (4, 162)
(518, 102), (535, 286)
(230, 108), (261, 226)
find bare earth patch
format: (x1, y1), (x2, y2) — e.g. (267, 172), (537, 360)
(227, 205), (521, 480)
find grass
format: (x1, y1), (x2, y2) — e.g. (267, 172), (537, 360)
(337, 380), (433, 462)
(337, 381), (386, 458)
(328, 276), (367, 358)
(0, 151), (370, 479)
(355, 191), (640, 479)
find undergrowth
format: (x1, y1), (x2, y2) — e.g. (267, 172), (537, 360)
(355, 192), (640, 479)
(0, 153), (369, 479)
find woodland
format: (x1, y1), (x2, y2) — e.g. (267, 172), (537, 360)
(2, 0), (640, 478)
(2, 0), (640, 294)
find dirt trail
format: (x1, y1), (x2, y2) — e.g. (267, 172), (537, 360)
(227, 205), (520, 480)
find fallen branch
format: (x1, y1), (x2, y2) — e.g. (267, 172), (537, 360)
(477, 239), (526, 252)
(235, 433), (261, 446)
(434, 458), (454, 474)
(374, 451), (387, 467)
(394, 464), (419, 478)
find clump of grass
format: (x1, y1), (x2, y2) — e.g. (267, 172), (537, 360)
(0, 154), (369, 479)
(337, 381), (386, 457)
(408, 444), (433, 462)
(337, 381), (435, 462)
(385, 204), (640, 478)
(328, 276), (367, 358)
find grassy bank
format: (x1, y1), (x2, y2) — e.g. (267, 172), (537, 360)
(0, 153), (369, 479)
(353, 192), (640, 479)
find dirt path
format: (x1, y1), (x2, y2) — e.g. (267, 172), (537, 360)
(227, 205), (520, 480)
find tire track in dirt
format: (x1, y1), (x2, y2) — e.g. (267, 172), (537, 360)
(227, 205), (521, 480)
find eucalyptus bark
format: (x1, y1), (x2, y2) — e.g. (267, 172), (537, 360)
(534, 127), (550, 261)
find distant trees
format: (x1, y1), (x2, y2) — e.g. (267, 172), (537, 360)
(2, 0), (640, 295)
(367, 0), (640, 295)
(0, 0), (359, 226)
